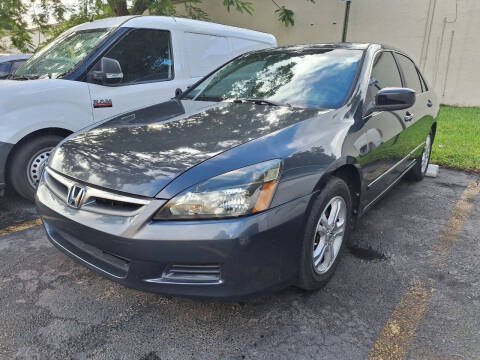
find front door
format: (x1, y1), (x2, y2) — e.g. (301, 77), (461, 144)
(88, 28), (178, 121)
(358, 51), (410, 206)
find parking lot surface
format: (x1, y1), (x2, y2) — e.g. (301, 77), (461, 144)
(0, 169), (479, 360)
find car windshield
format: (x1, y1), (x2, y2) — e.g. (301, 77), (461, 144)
(14, 28), (111, 80)
(184, 48), (364, 109)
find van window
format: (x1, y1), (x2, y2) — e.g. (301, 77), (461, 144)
(104, 29), (173, 84)
(185, 33), (229, 78)
(15, 29), (110, 79)
(395, 54), (423, 93)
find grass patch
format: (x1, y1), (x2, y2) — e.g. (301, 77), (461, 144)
(431, 105), (480, 173)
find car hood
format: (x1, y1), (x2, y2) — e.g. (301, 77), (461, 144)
(49, 100), (329, 197)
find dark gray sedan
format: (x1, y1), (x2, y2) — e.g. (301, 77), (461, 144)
(0, 54), (31, 79)
(36, 43), (438, 299)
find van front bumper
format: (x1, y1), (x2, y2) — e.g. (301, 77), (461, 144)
(35, 180), (312, 299)
(0, 141), (14, 194)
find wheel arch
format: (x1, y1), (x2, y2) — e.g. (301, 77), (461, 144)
(5, 127), (73, 182)
(305, 157), (363, 226)
(431, 121), (437, 140)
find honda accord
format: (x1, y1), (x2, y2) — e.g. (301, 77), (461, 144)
(36, 43), (438, 299)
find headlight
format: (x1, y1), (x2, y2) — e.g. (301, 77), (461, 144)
(154, 159), (282, 220)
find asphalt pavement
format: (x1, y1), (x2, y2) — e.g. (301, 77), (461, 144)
(0, 169), (479, 360)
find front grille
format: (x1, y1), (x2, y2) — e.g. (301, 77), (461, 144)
(146, 265), (223, 285)
(44, 169), (69, 201)
(87, 197), (144, 214)
(44, 167), (150, 217)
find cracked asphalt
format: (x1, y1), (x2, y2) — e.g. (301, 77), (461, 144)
(0, 169), (479, 360)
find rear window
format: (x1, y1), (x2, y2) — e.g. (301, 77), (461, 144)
(184, 48), (364, 109)
(395, 54), (423, 93)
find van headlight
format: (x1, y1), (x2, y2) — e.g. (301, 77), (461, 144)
(153, 160), (282, 220)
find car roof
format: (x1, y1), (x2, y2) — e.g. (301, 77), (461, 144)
(246, 42), (410, 58)
(0, 54), (31, 62)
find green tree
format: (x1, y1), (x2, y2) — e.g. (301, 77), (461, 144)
(1, 0), (315, 52)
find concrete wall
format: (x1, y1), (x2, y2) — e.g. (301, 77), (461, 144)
(181, 0), (480, 107)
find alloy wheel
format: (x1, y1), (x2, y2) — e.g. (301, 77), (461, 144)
(312, 196), (347, 274)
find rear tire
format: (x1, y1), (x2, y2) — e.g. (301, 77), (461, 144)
(407, 132), (433, 182)
(297, 177), (352, 291)
(9, 134), (63, 201)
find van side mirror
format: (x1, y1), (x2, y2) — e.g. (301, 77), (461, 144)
(88, 57), (123, 85)
(174, 88), (183, 98)
(374, 87), (416, 112)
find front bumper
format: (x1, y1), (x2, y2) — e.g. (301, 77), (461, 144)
(36, 180), (312, 299)
(0, 141), (14, 193)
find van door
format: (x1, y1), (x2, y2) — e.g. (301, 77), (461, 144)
(88, 29), (178, 121)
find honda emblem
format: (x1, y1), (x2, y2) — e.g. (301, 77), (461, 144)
(67, 185), (86, 209)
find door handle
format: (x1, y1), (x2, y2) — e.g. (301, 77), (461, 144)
(427, 99), (433, 107)
(404, 112), (414, 122)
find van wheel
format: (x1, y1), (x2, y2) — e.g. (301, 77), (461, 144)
(297, 177), (352, 291)
(9, 135), (64, 201)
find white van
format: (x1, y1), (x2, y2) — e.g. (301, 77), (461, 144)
(0, 16), (277, 199)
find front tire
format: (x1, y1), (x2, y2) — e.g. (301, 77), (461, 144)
(297, 177), (352, 291)
(9, 134), (63, 201)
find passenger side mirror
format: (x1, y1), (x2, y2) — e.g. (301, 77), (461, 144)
(88, 57), (123, 85)
(174, 88), (183, 98)
(374, 87), (416, 112)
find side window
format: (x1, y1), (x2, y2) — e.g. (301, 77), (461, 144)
(103, 29), (173, 84)
(366, 51), (402, 109)
(395, 54), (423, 93)
(184, 33), (229, 78)
(418, 71), (428, 92)
(11, 60), (26, 73)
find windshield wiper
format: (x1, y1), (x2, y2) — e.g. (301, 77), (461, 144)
(233, 98), (291, 107)
(9, 74), (40, 80)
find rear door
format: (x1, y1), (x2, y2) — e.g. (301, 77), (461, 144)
(359, 51), (409, 206)
(87, 29), (177, 121)
(394, 53), (433, 162)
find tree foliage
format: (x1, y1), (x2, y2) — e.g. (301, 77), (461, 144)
(1, 0), (315, 52)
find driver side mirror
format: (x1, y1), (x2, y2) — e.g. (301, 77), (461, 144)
(88, 57), (123, 85)
(374, 87), (416, 112)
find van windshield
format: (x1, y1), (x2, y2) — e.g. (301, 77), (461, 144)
(184, 48), (363, 109)
(13, 29), (111, 80)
